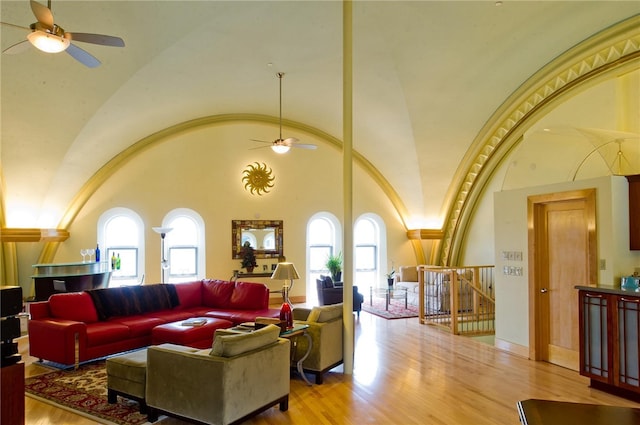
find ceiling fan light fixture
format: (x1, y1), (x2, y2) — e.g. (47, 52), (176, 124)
(271, 144), (290, 154)
(27, 31), (70, 53)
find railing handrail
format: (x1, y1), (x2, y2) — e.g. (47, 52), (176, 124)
(418, 265), (495, 336)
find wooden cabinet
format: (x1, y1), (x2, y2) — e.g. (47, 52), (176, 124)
(0, 362), (25, 425)
(578, 287), (640, 401)
(627, 175), (640, 250)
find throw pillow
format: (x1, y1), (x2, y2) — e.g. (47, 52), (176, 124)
(210, 324), (279, 357)
(307, 303), (343, 323)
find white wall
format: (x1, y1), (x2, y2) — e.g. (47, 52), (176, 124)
(493, 175), (640, 349)
(16, 121), (415, 301)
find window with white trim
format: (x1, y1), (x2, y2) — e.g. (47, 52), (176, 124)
(98, 208), (145, 287)
(162, 209), (205, 283)
(354, 213), (388, 289)
(306, 213), (342, 305)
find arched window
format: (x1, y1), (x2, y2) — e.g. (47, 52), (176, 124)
(162, 209), (205, 283)
(354, 213), (388, 289)
(306, 213), (342, 305)
(98, 208), (145, 287)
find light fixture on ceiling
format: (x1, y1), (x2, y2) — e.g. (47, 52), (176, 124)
(271, 144), (290, 154)
(249, 72), (317, 153)
(27, 27), (70, 53)
(272, 72), (290, 154)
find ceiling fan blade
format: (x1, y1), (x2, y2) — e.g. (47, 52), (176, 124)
(68, 32), (125, 47)
(248, 145), (271, 151)
(0, 21), (31, 31)
(3, 39), (31, 54)
(292, 144), (318, 150)
(30, 0), (54, 28)
(250, 139), (272, 144)
(65, 43), (100, 68)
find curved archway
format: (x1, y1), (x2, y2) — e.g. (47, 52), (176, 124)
(440, 15), (640, 265)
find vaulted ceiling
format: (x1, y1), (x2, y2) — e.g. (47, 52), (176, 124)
(1, 1), (639, 230)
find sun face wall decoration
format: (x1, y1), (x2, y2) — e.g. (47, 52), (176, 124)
(242, 162), (275, 195)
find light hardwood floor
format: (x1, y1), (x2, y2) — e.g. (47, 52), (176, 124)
(22, 311), (640, 425)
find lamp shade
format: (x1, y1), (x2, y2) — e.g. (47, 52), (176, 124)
(27, 31), (70, 53)
(271, 262), (299, 280)
(271, 144), (290, 154)
(152, 227), (173, 236)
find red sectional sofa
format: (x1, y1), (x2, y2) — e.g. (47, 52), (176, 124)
(27, 279), (280, 366)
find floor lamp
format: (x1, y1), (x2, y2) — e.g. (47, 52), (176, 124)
(152, 227), (173, 283)
(271, 262), (299, 308)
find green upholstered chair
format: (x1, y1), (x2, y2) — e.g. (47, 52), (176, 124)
(292, 303), (346, 384)
(146, 324), (290, 424)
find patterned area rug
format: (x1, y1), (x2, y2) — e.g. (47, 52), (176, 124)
(25, 361), (149, 425)
(362, 296), (419, 319)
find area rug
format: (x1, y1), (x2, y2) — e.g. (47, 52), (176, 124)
(362, 297), (419, 319)
(25, 361), (149, 425)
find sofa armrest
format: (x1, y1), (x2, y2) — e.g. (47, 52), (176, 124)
(292, 317), (343, 372)
(147, 340), (290, 425)
(28, 319), (85, 365)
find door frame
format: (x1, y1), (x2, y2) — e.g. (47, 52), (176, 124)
(527, 188), (597, 361)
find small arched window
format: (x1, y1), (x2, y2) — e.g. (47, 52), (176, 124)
(98, 208), (145, 287)
(306, 213), (342, 304)
(354, 213), (388, 288)
(162, 209), (206, 283)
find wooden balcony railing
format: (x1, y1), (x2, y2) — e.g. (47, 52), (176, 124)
(418, 265), (495, 335)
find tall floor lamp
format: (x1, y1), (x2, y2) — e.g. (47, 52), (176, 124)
(152, 227), (173, 283)
(271, 262), (299, 308)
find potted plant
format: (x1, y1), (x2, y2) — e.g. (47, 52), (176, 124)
(386, 269), (396, 288)
(240, 241), (257, 272)
(325, 252), (343, 283)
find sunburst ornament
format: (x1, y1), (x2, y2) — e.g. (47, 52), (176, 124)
(242, 162), (275, 195)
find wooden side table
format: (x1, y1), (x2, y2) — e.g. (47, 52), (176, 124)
(279, 324), (313, 386)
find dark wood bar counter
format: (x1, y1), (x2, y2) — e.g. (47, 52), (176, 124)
(31, 261), (111, 301)
(517, 399), (640, 425)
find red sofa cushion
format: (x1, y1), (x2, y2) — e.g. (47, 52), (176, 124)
(174, 280), (203, 309)
(85, 322), (130, 346)
(49, 292), (98, 323)
(229, 281), (268, 310)
(202, 280), (235, 308)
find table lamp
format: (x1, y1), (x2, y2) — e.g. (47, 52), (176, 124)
(271, 262), (299, 308)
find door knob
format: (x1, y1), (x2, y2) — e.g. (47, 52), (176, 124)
(540, 288), (548, 293)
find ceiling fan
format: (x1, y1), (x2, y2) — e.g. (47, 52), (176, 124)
(250, 72), (317, 154)
(1, 0), (125, 68)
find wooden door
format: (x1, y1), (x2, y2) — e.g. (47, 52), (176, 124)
(528, 190), (597, 370)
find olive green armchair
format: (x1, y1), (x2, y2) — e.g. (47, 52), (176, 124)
(146, 325), (290, 424)
(292, 303), (346, 384)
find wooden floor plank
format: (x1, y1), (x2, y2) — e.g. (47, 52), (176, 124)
(21, 311), (640, 424)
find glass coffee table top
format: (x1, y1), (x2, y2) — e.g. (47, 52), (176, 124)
(369, 286), (408, 310)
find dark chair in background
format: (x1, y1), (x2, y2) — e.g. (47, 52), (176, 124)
(316, 276), (363, 318)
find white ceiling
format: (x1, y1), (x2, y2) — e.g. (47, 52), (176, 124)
(1, 1), (639, 228)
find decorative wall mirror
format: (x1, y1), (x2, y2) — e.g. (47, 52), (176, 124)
(232, 220), (283, 259)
